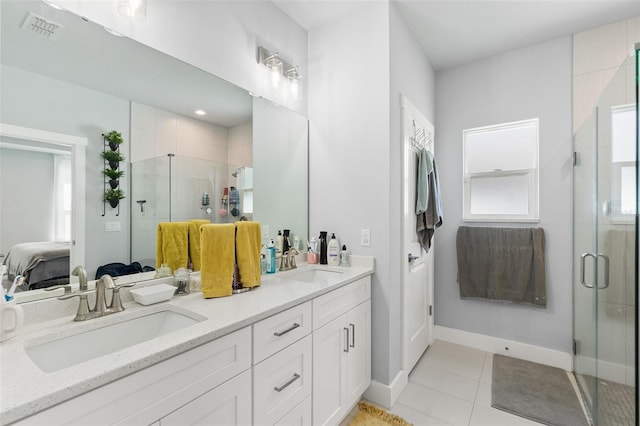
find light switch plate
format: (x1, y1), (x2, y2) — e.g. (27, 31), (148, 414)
(361, 229), (371, 247)
(105, 222), (121, 232)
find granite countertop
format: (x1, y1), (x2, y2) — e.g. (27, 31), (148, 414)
(0, 258), (374, 425)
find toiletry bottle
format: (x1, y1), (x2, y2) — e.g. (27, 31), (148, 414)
(310, 236), (318, 254)
(340, 245), (350, 267)
(327, 233), (340, 266)
(276, 231), (284, 255)
(293, 236), (300, 251)
(267, 240), (277, 273)
(283, 229), (291, 253)
(319, 231), (328, 265)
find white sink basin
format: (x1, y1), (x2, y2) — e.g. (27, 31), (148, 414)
(26, 308), (205, 372)
(288, 269), (344, 283)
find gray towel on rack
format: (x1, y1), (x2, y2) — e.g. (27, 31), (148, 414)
(456, 226), (547, 307)
(416, 148), (443, 252)
(603, 228), (635, 309)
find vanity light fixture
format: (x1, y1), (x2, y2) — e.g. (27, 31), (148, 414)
(286, 66), (302, 99)
(118, 0), (147, 22)
(257, 46), (302, 94)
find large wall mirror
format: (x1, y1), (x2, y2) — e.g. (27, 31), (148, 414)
(0, 0), (308, 302)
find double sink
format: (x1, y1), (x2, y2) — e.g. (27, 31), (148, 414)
(24, 267), (344, 373)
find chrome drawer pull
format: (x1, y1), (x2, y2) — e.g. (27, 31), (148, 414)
(273, 322), (301, 337)
(274, 373), (301, 392)
(344, 327), (349, 353)
(349, 323), (355, 348)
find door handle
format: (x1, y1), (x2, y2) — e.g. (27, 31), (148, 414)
(408, 253), (419, 262)
(580, 253), (595, 288)
(597, 254), (610, 289)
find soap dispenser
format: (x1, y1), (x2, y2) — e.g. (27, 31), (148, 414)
(327, 233), (340, 266)
(267, 240), (277, 273)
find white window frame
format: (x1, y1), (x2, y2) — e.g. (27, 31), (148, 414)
(463, 118), (539, 222)
(609, 104), (636, 223)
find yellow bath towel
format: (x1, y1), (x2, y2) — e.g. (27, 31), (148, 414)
(200, 223), (235, 298)
(188, 219), (211, 271)
(235, 221), (262, 288)
(156, 222), (189, 273)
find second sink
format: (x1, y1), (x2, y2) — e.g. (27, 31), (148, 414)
(288, 268), (344, 283)
(26, 307), (205, 373)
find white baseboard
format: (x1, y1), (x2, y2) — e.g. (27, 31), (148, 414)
(435, 325), (572, 371)
(363, 369), (408, 409)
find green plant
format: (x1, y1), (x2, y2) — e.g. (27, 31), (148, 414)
(101, 150), (125, 162)
(104, 188), (125, 202)
(103, 168), (125, 180)
(104, 130), (123, 145)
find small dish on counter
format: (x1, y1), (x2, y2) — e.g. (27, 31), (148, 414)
(130, 284), (175, 305)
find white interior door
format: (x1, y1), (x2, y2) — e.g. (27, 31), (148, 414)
(401, 97), (434, 373)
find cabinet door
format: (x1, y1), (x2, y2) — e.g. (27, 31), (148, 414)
(312, 315), (348, 426)
(160, 369), (251, 426)
(346, 300), (371, 406)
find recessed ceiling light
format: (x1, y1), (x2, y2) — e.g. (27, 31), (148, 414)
(194, 109), (206, 116)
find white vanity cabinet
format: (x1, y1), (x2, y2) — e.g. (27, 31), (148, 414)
(15, 327), (252, 426)
(312, 277), (371, 426)
(252, 301), (313, 425)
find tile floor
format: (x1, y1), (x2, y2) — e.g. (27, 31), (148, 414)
(344, 340), (549, 426)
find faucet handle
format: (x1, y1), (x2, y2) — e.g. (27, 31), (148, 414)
(45, 285), (73, 295)
(110, 283), (135, 312)
(57, 289), (94, 300)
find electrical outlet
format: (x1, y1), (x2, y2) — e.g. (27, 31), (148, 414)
(262, 225), (270, 239)
(361, 229), (371, 247)
(105, 222), (121, 232)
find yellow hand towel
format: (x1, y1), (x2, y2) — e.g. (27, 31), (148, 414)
(200, 223), (235, 298)
(156, 222), (189, 273)
(188, 219), (211, 271)
(235, 221), (262, 288)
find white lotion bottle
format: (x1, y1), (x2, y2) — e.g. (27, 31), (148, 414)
(327, 233), (340, 266)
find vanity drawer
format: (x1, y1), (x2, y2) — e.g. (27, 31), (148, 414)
(253, 334), (312, 426)
(274, 395), (312, 426)
(313, 276), (371, 330)
(253, 301), (311, 364)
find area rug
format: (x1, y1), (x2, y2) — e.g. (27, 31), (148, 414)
(492, 354), (588, 426)
(349, 401), (413, 426)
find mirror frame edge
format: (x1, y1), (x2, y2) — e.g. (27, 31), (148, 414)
(0, 123), (86, 296)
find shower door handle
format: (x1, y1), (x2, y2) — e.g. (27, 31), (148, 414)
(580, 253), (595, 288)
(597, 254), (610, 289)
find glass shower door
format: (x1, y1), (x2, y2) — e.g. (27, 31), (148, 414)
(573, 51), (638, 425)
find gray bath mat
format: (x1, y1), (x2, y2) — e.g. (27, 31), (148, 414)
(492, 354), (588, 426)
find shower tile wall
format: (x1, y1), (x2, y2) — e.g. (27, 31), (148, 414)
(573, 16), (640, 132)
(129, 101), (253, 266)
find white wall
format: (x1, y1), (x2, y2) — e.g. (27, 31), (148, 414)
(228, 122), (253, 168)
(0, 148), (56, 253)
(55, 0), (308, 116)
(308, 2), (435, 392)
(389, 0), (436, 382)
(434, 37), (573, 352)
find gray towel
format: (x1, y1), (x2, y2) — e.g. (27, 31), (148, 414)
(603, 228), (635, 310)
(456, 226), (547, 307)
(416, 149), (443, 252)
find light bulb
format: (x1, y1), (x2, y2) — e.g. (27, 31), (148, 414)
(290, 79), (299, 99)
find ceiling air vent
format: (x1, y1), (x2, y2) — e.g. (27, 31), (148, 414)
(21, 12), (64, 40)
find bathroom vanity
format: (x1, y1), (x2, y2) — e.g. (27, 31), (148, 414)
(0, 258), (374, 425)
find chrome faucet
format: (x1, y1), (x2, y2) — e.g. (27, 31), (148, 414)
(58, 267), (134, 321)
(280, 248), (299, 271)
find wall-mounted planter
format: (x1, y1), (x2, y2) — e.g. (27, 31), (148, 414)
(102, 131), (125, 216)
(105, 130), (124, 152)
